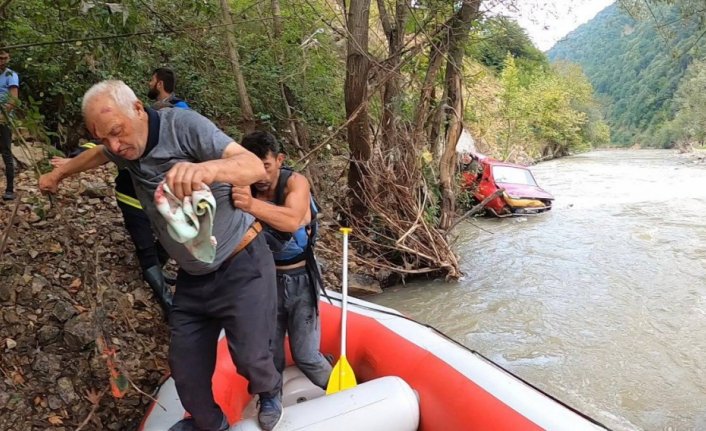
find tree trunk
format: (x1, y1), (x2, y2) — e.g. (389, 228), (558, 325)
(377, 0), (407, 151)
(271, 0), (283, 38)
(438, 0), (480, 229)
(414, 37), (448, 151)
(345, 0), (372, 218)
(220, 0), (256, 133)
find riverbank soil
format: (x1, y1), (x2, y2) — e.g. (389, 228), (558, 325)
(0, 165), (172, 430)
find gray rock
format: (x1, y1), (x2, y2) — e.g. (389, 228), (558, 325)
(4, 391), (24, 410)
(56, 377), (78, 404)
(47, 394), (62, 410)
(80, 182), (111, 198)
(32, 352), (62, 380)
(348, 273), (382, 295)
(63, 315), (95, 351)
(52, 300), (77, 323)
(0, 280), (13, 302)
(3, 309), (19, 324)
(37, 325), (61, 344)
(31, 275), (50, 295)
(15, 282), (34, 305)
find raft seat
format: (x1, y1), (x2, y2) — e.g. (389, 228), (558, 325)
(232, 366), (420, 431)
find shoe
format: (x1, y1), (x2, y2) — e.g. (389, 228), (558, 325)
(258, 393), (283, 431)
(168, 415), (228, 431)
(2, 191), (15, 201)
(143, 265), (174, 316)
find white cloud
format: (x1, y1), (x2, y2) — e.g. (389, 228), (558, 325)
(486, 0), (616, 51)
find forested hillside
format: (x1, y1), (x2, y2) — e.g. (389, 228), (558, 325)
(548, 2), (703, 147)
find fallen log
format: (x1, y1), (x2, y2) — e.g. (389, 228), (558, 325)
(446, 188), (504, 234)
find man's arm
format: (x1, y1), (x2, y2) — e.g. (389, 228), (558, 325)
(4, 87), (18, 113)
(165, 142), (267, 200)
(38, 145), (110, 193)
(233, 173), (311, 233)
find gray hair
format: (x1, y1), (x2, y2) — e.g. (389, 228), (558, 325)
(82, 80), (139, 118)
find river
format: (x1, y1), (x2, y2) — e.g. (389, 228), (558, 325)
(369, 150), (706, 431)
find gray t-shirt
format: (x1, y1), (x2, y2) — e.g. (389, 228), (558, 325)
(104, 108), (254, 275)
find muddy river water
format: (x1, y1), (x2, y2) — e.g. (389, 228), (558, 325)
(370, 150), (706, 430)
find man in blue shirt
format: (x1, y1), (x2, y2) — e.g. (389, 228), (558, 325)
(148, 67), (189, 110)
(0, 49), (19, 201)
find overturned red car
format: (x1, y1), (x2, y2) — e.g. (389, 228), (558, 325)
(461, 154), (554, 217)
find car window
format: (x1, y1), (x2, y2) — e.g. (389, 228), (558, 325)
(492, 166), (538, 186)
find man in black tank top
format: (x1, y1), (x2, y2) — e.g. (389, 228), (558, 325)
(233, 131), (332, 390)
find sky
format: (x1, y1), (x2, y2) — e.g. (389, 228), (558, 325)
(487, 0), (617, 51)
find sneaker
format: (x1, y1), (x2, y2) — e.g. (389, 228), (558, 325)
(168, 415), (229, 431)
(2, 191), (15, 201)
(258, 393), (283, 431)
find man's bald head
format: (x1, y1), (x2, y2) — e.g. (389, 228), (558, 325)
(82, 80), (149, 160)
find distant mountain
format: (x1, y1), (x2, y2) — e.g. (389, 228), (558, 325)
(548, 3), (700, 146)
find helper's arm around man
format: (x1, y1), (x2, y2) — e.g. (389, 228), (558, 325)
(166, 142), (265, 200)
(231, 172), (311, 233)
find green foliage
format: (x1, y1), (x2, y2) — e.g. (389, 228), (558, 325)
(491, 54), (608, 159)
(548, 2), (705, 147)
(659, 59), (706, 146)
(469, 16), (548, 73)
(1, 0), (344, 151)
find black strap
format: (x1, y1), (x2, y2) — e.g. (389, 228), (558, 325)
(269, 167), (329, 308)
(274, 167), (294, 206)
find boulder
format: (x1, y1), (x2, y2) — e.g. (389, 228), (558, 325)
(348, 273), (382, 295)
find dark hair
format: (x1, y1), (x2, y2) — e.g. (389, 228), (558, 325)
(241, 131), (281, 159)
(152, 67), (176, 93)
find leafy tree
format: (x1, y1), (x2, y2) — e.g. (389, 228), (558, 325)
(469, 16), (547, 72)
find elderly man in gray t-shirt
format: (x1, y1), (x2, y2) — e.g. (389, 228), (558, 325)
(38, 81), (283, 431)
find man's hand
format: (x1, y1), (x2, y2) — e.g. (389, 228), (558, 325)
(164, 162), (217, 200)
(232, 186), (254, 212)
(50, 157), (69, 168)
(38, 171), (63, 194)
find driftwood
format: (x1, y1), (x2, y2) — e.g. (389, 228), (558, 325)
(446, 188), (504, 233)
(339, 132), (461, 281)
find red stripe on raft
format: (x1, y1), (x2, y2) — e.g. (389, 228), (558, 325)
(317, 301), (543, 431)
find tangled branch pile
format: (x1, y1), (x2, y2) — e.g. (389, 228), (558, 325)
(340, 134), (461, 282)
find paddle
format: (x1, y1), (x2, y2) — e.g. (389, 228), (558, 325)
(326, 227), (358, 394)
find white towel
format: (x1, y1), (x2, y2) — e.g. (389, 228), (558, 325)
(154, 181), (217, 263)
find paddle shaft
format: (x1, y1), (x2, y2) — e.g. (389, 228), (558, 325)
(326, 227), (357, 394)
(340, 228), (350, 357)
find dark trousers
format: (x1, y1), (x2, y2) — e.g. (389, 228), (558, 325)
(117, 201), (168, 270)
(169, 234), (281, 430)
(0, 124), (13, 193)
(274, 266), (331, 389)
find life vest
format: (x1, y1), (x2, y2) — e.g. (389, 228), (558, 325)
(255, 167), (325, 309)
(259, 167), (319, 266)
